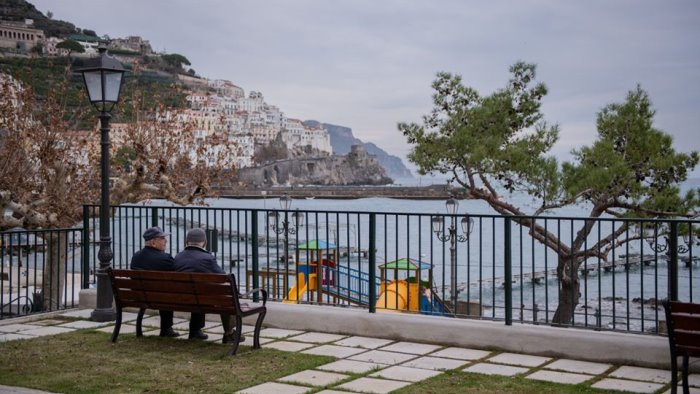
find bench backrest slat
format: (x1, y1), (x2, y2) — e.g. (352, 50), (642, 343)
(109, 268), (243, 315)
(664, 300), (700, 358)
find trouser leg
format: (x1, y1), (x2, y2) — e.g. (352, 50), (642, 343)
(220, 314), (233, 333)
(189, 313), (206, 334)
(159, 310), (174, 334)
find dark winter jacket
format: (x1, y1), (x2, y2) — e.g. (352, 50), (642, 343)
(173, 246), (224, 274)
(130, 246), (175, 271)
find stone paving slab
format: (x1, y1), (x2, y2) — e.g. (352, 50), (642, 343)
(429, 347), (491, 361)
(691, 374), (700, 387)
(378, 341), (442, 355)
(348, 350), (417, 365)
(57, 320), (108, 329)
(141, 329), (164, 337)
(609, 365), (672, 384)
(237, 382), (311, 394)
(0, 324), (43, 333)
(17, 326), (75, 336)
(239, 335), (275, 347)
(264, 341), (315, 352)
(302, 344), (367, 358)
(487, 352), (551, 367)
(316, 390), (361, 394)
(278, 370), (350, 386)
(401, 356), (468, 371)
(0, 333), (35, 342)
(96, 324), (136, 334)
(259, 328), (305, 338)
(663, 386), (700, 394)
(369, 365), (442, 382)
(317, 360), (386, 374)
(335, 377), (412, 394)
(525, 370), (593, 385)
(0, 384), (56, 393)
(463, 363), (530, 377)
(544, 358), (612, 375)
(591, 378), (664, 393)
(30, 319), (64, 326)
(59, 309), (93, 319)
(333, 336), (393, 349)
(173, 320), (222, 331)
(288, 332), (347, 344)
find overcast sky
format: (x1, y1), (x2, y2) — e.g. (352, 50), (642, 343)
(32, 0), (700, 177)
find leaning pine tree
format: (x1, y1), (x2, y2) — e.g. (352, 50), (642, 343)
(399, 62), (699, 325)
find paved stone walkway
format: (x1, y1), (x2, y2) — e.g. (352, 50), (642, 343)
(0, 309), (698, 394)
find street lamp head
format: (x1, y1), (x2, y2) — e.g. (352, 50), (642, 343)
(279, 194), (292, 211)
(431, 216), (443, 234)
(267, 211), (279, 228)
(445, 197), (458, 215)
(291, 210), (304, 227)
(76, 44), (125, 113)
(461, 216), (474, 235)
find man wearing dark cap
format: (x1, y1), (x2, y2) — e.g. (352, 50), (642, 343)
(174, 228), (242, 343)
(130, 226), (180, 337)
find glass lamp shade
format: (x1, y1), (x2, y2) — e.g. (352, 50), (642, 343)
(279, 194), (292, 211)
(267, 211), (279, 227)
(431, 216), (443, 234)
(461, 216), (474, 234)
(77, 45), (124, 112)
(445, 198), (458, 215)
(292, 211), (304, 227)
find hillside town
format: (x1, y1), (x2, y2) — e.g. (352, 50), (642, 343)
(0, 17), (334, 172)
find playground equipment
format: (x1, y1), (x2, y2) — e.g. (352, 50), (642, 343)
(284, 240), (337, 304)
(375, 258), (450, 315)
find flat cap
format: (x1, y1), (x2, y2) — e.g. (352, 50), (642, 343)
(186, 228), (207, 243)
(143, 227), (169, 241)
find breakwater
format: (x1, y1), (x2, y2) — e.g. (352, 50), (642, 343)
(215, 184), (467, 200)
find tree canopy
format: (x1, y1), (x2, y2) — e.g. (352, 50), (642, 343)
(56, 39), (84, 54)
(400, 62), (699, 324)
(161, 53), (191, 69)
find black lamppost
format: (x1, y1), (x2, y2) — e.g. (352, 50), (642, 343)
(268, 194), (303, 263)
(640, 226), (696, 255)
(77, 44), (125, 322)
(432, 197), (473, 311)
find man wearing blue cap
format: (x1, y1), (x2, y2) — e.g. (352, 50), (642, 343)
(130, 226), (180, 337)
(174, 228), (243, 344)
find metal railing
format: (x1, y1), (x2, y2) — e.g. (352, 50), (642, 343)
(1, 227), (83, 319)
(79, 204), (699, 334)
(7, 204), (696, 333)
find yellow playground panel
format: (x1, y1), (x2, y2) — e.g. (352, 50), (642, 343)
(284, 240), (337, 304)
(375, 258), (433, 313)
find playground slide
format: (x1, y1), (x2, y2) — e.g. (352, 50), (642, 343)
(375, 280), (411, 312)
(284, 273), (316, 304)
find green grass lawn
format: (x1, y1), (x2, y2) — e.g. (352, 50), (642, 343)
(0, 330), (333, 393)
(0, 329), (644, 393)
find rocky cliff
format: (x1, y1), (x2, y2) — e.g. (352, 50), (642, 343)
(237, 145), (393, 186)
(303, 121), (413, 179)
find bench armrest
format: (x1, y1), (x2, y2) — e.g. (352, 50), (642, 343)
(241, 288), (268, 306)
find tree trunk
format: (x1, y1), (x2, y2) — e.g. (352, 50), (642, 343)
(41, 232), (67, 311)
(552, 255), (581, 325)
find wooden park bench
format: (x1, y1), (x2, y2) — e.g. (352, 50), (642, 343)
(107, 268), (267, 356)
(663, 300), (700, 394)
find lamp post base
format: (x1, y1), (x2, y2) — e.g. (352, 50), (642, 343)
(90, 307), (116, 322)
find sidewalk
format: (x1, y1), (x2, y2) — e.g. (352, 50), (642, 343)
(0, 309), (696, 394)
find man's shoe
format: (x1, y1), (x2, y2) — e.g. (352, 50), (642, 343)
(188, 330), (208, 340)
(222, 332), (245, 344)
(159, 328), (181, 338)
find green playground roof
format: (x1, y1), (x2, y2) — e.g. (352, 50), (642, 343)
(379, 257), (432, 271)
(296, 240), (337, 250)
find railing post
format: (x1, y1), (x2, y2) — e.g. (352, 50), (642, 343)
(368, 213), (376, 313)
(151, 207), (158, 228)
(251, 210), (260, 302)
(504, 217), (512, 325)
(668, 221), (679, 301)
(82, 205), (90, 289)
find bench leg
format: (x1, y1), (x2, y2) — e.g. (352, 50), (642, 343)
(111, 307), (123, 343)
(136, 308), (146, 337)
(252, 309), (266, 350)
(671, 354), (679, 394)
(227, 315), (244, 356)
(682, 355), (690, 394)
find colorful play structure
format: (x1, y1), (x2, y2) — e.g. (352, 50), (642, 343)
(283, 240), (450, 316)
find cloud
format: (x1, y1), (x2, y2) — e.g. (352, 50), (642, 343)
(34, 0), (700, 177)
